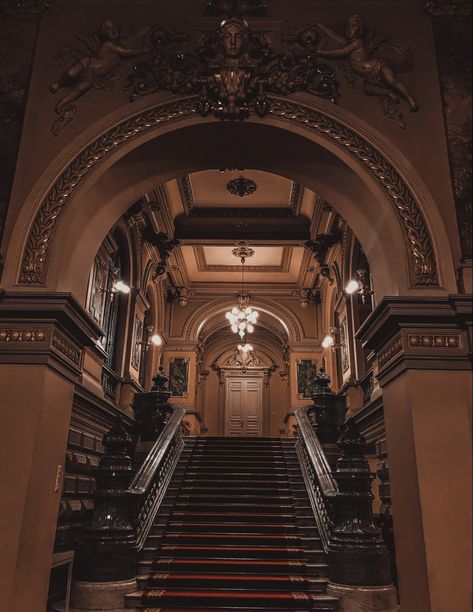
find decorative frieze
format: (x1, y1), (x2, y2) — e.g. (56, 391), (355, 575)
(408, 334), (461, 348)
(52, 330), (82, 365)
(0, 329), (46, 342)
(378, 336), (403, 368)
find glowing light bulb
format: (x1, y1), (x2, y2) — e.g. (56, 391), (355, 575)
(345, 279), (360, 295)
(150, 334), (163, 347)
(113, 280), (131, 294)
(322, 334), (335, 349)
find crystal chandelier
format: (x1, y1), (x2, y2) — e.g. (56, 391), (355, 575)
(225, 246), (259, 339)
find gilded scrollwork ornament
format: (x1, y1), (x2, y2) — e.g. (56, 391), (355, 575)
(126, 15), (339, 120)
(204, 0), (268, 16)
(0, 0), (49, 14)
(424, 0), (472, 15)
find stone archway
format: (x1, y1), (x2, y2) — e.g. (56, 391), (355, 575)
(1, 93), (457, 304)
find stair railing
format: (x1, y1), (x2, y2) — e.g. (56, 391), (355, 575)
(75, 367), (186, 582)
(295, 405), (337, 552)
(128, 403), (185, 550)
(295, 369), (394, 588)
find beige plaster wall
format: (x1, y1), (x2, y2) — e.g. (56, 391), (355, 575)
(0, 365), (74, 612)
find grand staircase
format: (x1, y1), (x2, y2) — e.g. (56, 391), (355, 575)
(126, 436), (339, 611)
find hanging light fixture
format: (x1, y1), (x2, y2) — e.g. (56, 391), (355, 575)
(225, 245), (259, 339)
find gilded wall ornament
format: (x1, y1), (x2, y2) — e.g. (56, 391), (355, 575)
(126, 16), (339, 120)
(315, 15), (418, 129)
(424, 0), (472, 15)
(227, 176), (257, 197)
(49, 19), (151, 135)
(20, 97), (438, 287)
(204, 0), (268, 17)
(0, 0), (49, 14)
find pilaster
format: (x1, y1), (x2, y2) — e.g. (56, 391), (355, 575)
(0, 291), (103, 612)
(357, 295), (472, 612)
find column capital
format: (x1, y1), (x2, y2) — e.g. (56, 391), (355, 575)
(356, 295), (472, 385)
(0, 291), (103, 382)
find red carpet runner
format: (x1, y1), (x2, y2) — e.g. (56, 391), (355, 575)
(126, 437), (339, 610)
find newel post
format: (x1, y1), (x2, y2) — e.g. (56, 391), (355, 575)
(133, 365), (173, 442)
(71, 418), (138, 609)
(327, 419), (399, 610)
(308, 369), (340, 444)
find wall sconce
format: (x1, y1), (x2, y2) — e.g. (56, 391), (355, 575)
(99, 270), (131, 297)
(345, 268), (374, 304)
(138, 326), (163, 351)
(112, 280), (131, 295)
(322, 327), (345, 350)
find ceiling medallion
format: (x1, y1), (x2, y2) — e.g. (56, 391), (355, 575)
(232, 245), (255, 262)
(227, 177), (258, 198)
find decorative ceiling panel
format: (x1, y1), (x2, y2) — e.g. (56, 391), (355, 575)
(183, 170), (298, 209)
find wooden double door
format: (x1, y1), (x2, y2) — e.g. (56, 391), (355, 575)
(225, 377), (263, 437)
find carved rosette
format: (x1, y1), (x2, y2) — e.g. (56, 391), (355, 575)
(19, 97), (438, 288)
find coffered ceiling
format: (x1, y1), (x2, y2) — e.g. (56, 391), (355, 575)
(148, 168), (326, 291)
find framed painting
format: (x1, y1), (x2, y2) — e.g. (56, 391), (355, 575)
(169, 357), (190, 397)
(297, 359), (317, 399)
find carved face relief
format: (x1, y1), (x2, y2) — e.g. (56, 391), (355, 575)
(100, 19), (120, 42)
(220, 19), (247, 58)
(345, 15), (365, 40)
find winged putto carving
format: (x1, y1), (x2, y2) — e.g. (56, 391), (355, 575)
(49, 19), (151, 135)
(48, 4), (420, 132)
(314, 14), (418, 128)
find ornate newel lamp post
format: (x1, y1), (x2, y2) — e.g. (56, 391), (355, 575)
(327, 420), (398, 610)
(307, 369), (340, 446)
(72, 418), (137, 607)
(132, 365), (173, 442)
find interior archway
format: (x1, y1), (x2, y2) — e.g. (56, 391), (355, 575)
(3, 97), (457, 304)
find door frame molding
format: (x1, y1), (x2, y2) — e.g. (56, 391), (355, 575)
(216, 367), (273, 436)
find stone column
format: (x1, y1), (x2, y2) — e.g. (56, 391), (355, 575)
(357, 296), (472, 612)
(0, 292), (103, 612)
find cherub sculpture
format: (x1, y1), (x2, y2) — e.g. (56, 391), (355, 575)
(315, 14), (418, 128)
(49, 19), (151, 135)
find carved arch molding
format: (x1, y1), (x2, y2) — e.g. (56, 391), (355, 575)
(20, 95), (438, 287)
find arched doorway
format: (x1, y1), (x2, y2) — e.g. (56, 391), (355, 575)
(0, 95), (470, 612)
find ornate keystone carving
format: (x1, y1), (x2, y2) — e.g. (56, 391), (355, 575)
(328, 419), (392, 586)
(126, 14), (339, 120)
(76, 417), (136, 582)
